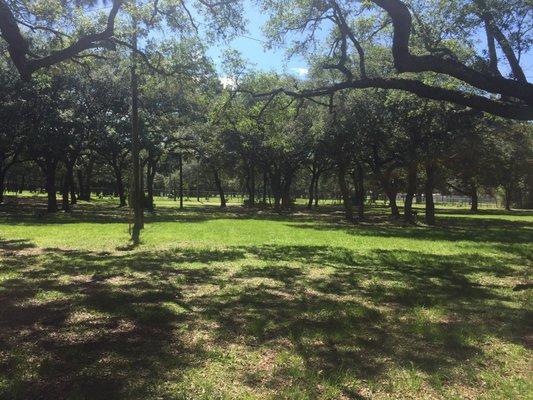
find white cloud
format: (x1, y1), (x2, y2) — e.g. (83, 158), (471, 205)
(291, 67), (309, 77)
(219, 76), (237, 89)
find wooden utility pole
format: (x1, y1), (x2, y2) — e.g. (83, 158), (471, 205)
(130, 21), (143, 244)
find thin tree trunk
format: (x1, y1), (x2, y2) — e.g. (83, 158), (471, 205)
(249, 164), (255, 206)
(262, 169), (267, 204)
(18, 174), (24, 194)
(424, 160), (436, 225)
(114, 165), (126, 207)
(179, 153), (184, 210)
(307, 172), (316, 209)
(69, 168), (76, 205)
(77, 170), (84, 200)
(525, 159), (533, 209)
(353, 164), (365, 220)
(62, 162), (76, 209)
(404, 162), (417, 223)
(62, 171), (70, 212)
(85, 160), (93, 200)
(196, 164), (200, 202)
(146, 163), (155, 212)
(0, 170), (5, 203)
(314, 174), (320, 207)
(140, 162), (145, 228)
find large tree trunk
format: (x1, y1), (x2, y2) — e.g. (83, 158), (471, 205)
(470, 183), (478, 212)
(379, 170), (400, 218)
(77, 160), (94, 201)
(338, 164), (354, 221)
(404, 162), (418, 223)
(77, 170), (87, 201)
(281, 171), (293, 209)
(213, 168), (226, 207)
(424, 160), (436, 225)
(44, 160), (58, 213)
(504, 185), (512, 211)
(130, 28), (143, 244)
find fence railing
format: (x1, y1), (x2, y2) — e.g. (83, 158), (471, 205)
(3, 188), (501, 208)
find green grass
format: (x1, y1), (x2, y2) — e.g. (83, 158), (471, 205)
(0, 195), (532, 399)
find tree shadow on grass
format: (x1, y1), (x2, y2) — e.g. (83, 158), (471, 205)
(0, 238), (37, 251)
(0, 240), (530, 399)
(0, 243), (244, 400)
(195, 246), (529, 384)
(288, 214), (533, 246)
(0, 199), (343, 226)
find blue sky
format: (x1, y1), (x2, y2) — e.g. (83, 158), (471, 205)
(207, 0), (533, 81)
(206, 1), (312, 77)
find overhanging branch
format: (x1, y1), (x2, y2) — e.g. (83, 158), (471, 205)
(251, 77), (533, 120)
(0, 0), (122, 80)
(370, 0), (533, 104)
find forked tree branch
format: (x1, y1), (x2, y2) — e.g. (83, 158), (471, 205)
(0, 0), (122, 80)
(369, 0), (532, 104)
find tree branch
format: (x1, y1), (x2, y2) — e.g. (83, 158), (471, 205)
(251, 77), (533, 120)
(0, 0), (122, 80)
(370, 0), (533, 104)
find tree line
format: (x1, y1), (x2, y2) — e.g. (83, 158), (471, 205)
(1, 55), (531, 226)
(0, 0), (531, 243)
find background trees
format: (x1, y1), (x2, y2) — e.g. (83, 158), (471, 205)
(0, 1), (531, 238)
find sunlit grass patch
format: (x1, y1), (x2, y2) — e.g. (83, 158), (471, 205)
(0, 198), (531, 399)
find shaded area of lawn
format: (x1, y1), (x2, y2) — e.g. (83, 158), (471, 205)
(0, 235), (531, 399)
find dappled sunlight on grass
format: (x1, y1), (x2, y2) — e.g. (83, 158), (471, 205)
(0, 198), (532, 399)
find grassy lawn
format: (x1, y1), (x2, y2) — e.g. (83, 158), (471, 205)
(0, 196), (531, 399)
